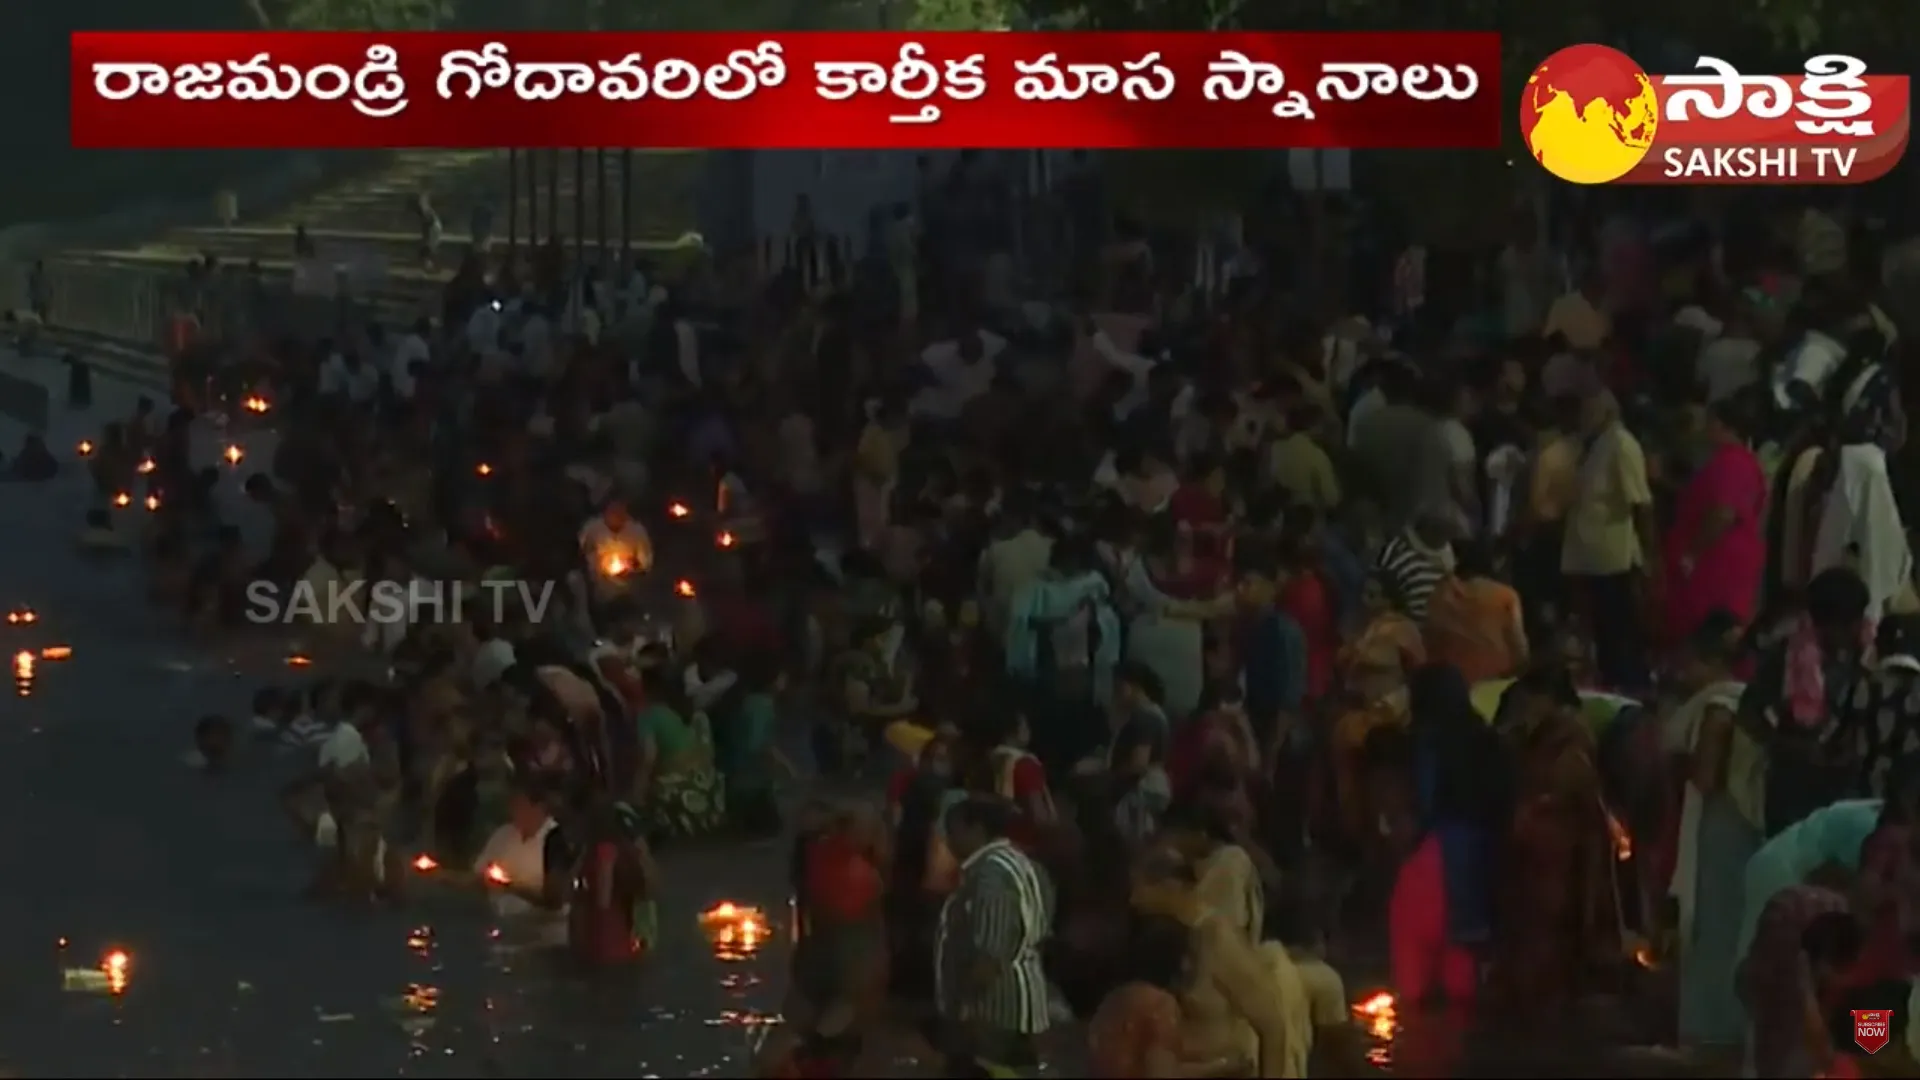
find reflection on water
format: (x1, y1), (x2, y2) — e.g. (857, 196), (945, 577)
(700, 903), (769, 961)
(13, 649), (33, 696)
(1352, 990), (1399, 1069)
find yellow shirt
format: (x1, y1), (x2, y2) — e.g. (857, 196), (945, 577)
(1528, 433), (1579, 523)
(1561, 425), (1652, 576)
(1266, 432), (1342, 511)
(1543, 290), (1610, 350)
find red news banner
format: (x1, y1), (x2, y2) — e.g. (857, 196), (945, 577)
(70, 31), (1502, 150)
(1639, 56), (1909, 185)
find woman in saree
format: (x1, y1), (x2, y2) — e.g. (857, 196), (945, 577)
(1663, 399), (1767, 644)
(1736, 787), (1920, 1079)
(1388, 665), (1507, 1070)
(789, 800), (891, 1076)
(1148, 798), (1313, 1076)
(1488, 664), (1621, 1019)
(632, 663), (726, 840)
(1421, 541), (1529, 684)
(1666, 614), (1765, 1051)
(1087, 909), (1253, 1078)
(567, 797), (657, 967)
(1331, 576), (1428, 833)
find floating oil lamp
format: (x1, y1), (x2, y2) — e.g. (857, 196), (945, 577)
(6, 607), (35, 625)
(406, 926), (433, 952)
(1351, 990), (1398, 1065)
(144, 494), (160, 512)
(716, 530), (736, 549)
(668, 501), (691, 519)
(14, 650), (33, 695)
(285, 653), (313, 668)
(40, 646), (72, 660)
(699, 902), (767, 959)
(411, 854), (439, 873)
(475, 462), (493, 477)
(76, 440), (93, 457)
(135, 457), (155, 475)
(674, 579), (697, 598)
(111, 492), (131, 508)
(103, 950), (130, 995)
(242, 395), (271, 414)
(222, 445), (244, 467)
(483, 863), (511, 885)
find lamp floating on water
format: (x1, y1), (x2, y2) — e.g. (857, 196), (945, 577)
(675, 579), (697, 598)
(716, 530), (736, 548)
(475, 463), (493, 477)
(699, 902), (767, 959)
(222, 445), (244, 466)
(144, 494), (160, 512)
(14, 650), (34, 695)
(242, 395), (270, 414)
(668, 501), (691, 519)
(76, 440), (93, 457)
(285, 654), (313, 668)
(40, 646), (71, 660)
(6, 607), (35, 625)
(411, 854), (439, 873)
(111, 492), (131, 508)
(1351, 990), (1398, 1066)
(135, 458), (155, 475)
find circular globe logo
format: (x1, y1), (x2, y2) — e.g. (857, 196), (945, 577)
(1521, 44), (1660, 185)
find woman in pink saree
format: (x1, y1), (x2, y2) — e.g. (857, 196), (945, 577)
(1663, 401), (1766, 643)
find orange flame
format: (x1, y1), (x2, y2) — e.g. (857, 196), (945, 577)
(39, 646), (72, 660)
(412, 854), (439, 872)
(483, 863), (511, 885)
(112, 492), (131, 508)
(102, 950), (129, 994)
(136, 458), (155, 474)
(716, 531), (736, 548)
(1606, 810), (1632, 862)
(76, 440), (94, 457)
(668, 502), (691, 519)
(144, 494), (160, 512)
(222, 445), (244, 466)
(675, 579), (696, 598)
(6, 608), (35, 625)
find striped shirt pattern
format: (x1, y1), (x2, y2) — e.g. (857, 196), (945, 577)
(1376, 534), (1447, 621)
(935, 839), (1054, 1036)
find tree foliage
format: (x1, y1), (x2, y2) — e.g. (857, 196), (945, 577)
(245, 0), (449, 29)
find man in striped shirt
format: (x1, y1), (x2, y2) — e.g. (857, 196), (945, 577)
(935, 797), (1054, 1076)
(1375, 510), (1456, 621)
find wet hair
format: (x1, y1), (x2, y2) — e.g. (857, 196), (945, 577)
(1686, 609), (1744, 665)
(943, 794), (1013, 841)
(1124, 911), (1195, 991)
(1807, 567), (1870, 630)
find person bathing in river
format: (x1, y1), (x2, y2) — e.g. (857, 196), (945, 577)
(567, 797), (657, 967)
(471, 782), (568, 941)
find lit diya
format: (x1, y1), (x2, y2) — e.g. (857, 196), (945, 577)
(222, 445), (245, 466)
(675, 579), (697, 598)
(483, 863), (511, 885)
(285, 654), (313, 668)
(102, 949), (130, 995)
(600, 552), (633, 577)
(668, 501), (691, 519)
(76, 440), (94, 457)
(716, 530), (736, 549)
(5, 607), (36, 625)
(411, 854), (440, 873)
(39, 646), (72, 660)
(111, 492), (131, 508)
(1352, 990), (1398, 1041)
(1606, 809), (1632, 862)
(135, 457), (155, 474)
(144, 494), (161, 512)
(475, 462), (493, 477)
(241, 395), (271, 414)
(699, 902), (768, 959)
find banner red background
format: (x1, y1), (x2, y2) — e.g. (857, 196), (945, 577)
(71, 31), (1503, 150)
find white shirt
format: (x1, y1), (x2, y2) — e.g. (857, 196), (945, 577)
(911, 332), (1007, 420)
(579, 517), (653, 572)
(471, 638), (517, 690)
(465, 304), (501, 353)
(474, 818), (559, 919)
(317, 722), (370, 771)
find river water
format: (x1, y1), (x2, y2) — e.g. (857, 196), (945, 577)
(0, 357), (800, 1078)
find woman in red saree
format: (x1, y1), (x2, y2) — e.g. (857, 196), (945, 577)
(1487, 665), (1622, 1018)
(1662, 401), (1767, 644)
(567, 799), (656, 967)
(787, 801), (890, 1077)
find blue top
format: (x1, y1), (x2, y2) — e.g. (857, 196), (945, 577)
(1241, 609), (1308, 717)
(1737, 798), (1882, 959)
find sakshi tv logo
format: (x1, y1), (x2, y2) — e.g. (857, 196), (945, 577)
(1521, 44), (1910, 186)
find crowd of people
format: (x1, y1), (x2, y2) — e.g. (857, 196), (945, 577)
(31, 156), (1920, 1079)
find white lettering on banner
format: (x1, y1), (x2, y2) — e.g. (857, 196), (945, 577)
(436, 39), (784, 103)
(1013, 53), (1119, 100)
(1315, 61), (1480, 102)
(1203, 50), (1313, 118)
(811, 42), (985, 125)
(1811, 146), (1858, 177)
(1316, 62), (1399, 100)
(1119, 53), (1175, 100)
(91, 45), (409, 117)
(1796, 55), (1875, 137)
(91, 62), (171, 100)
